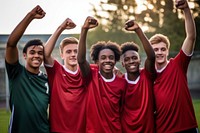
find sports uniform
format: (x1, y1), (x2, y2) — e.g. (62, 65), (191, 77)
(6, 61), (49, 133)
(85, 64), (126, 133)
(154, 50), (198, 133)
(45, 60), (87, 133)
(121, 69), (155, 133)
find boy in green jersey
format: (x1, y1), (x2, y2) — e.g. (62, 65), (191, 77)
(5, 5), (50, 133)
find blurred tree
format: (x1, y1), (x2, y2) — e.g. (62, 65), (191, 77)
(89, 0), (200, 51)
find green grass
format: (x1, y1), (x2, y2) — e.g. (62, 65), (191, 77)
(0, 100), (199, 132)
(0, 108), (10, 133)
(193, 99), (200, 129)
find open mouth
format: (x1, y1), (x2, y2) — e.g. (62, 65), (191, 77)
(103, 64), (113, 70)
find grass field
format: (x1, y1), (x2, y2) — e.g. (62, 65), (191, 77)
(0, 100), (200, 133)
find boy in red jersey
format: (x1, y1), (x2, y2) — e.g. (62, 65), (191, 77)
(120, 20), (156, 133)
(44, 18), (87, 132)
(150, 0), (198, 132)
(77, 16), (127, 133)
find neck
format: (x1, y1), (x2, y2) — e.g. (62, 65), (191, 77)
(127, 71), (140, 81)
(156, 61), (168, 70)
(65, 64), (77, 72)
(26, 67), (40, 74)
(100, 71), (113, 79)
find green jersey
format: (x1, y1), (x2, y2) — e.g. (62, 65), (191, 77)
(5, 61), (50, 133)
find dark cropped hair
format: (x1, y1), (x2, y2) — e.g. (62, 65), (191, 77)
(120, 42), (140, 55)
(90, 41), (121, 63)
(23, 39), (44, 53)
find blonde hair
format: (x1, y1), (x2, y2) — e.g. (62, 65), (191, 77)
(59, 37), (79, 53)
(149, 34), (170, 49)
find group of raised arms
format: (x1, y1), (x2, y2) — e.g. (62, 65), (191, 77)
(5, 0), (199, 133)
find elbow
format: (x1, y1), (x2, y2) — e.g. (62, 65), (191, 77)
(187, 34), (196, 44)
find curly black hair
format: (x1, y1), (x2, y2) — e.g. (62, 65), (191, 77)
(90, 41), (121, 63)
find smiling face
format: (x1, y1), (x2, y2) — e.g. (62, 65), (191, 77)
(152, 42), (169, 68)
(97, 48), (116, 78)
(23, 45), (44, 72)
(60, 43), (78, 70)
(122, 50), (140, 73)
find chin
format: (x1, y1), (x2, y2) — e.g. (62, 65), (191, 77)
(156, 60), (165, 64)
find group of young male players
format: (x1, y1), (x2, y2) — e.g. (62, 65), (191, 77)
(5, 0), (198, 133)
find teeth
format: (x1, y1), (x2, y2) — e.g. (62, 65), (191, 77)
(33, 60), (40, 63)
(105, 64), (111, 67)
(104, 64), (112, 69)
(130, 65), (136, 69)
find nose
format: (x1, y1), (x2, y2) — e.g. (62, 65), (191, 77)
(71, 51), (77, 56)
(129, 58), (135, 63)
(156, 49), (162, 54)
(34, 53), (40, 57)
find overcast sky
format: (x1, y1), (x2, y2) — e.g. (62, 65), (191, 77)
(0, 0), (99, 34)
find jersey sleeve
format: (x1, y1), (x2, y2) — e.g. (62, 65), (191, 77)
(173, 49), (191, 74)
(5, 60), (22, 80)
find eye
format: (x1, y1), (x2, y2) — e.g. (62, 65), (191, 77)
(153, 48), (158, 52)
(101, 55), (106, 60)
(132, 56), (138, 60)
(109, 55), (115, 60)
(38, 51), (44, 55)
(29, 50), (35, 55)
(74, 49), (78, 54)
(124, 57), (130, 62)
(66, 50), (71, 54)
(161, 47), (166, 51)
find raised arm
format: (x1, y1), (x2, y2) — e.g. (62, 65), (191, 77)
(176, 0), (196, 55)
(77, 16), (98, 77)
(44, 18), (76, 65)
(5, 5), (46, 64)
(125, 20), (155, 73)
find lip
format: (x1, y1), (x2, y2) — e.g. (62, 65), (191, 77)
(70, 58), (77, 61)
(129, 65), (136, 69)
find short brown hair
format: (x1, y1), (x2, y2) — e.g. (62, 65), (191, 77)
(149, 34), (170, 49)
(59, 37), (79, 53)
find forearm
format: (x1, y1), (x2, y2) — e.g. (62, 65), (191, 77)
(77, 28), (88, 64)
(7, 12), (34, 48)
(45, 26), (63, 58)
(184, 7), (196, 41)
(135, 28), (155, 60)
(182, 5), (196, 55)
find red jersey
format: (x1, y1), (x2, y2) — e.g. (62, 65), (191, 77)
(45, 60), (87, 133)
(154, 50), (198, 133)
(85, 64), (126, 133)
(121, 69), (155, 133)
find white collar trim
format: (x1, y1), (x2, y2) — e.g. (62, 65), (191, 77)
(99, 71), (115, 82)
(63, 65), (78, 75)
(125, 73), (140, 84)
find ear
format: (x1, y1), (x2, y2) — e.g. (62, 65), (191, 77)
(60, 53), (64, 60)
(166, 49), (169, 57)
(23, 53), (27, 59)
(121, 62), (125, 67)
(96, 60), (99, 65)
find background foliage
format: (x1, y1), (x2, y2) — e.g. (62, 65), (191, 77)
(86, 0), (200, 52)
